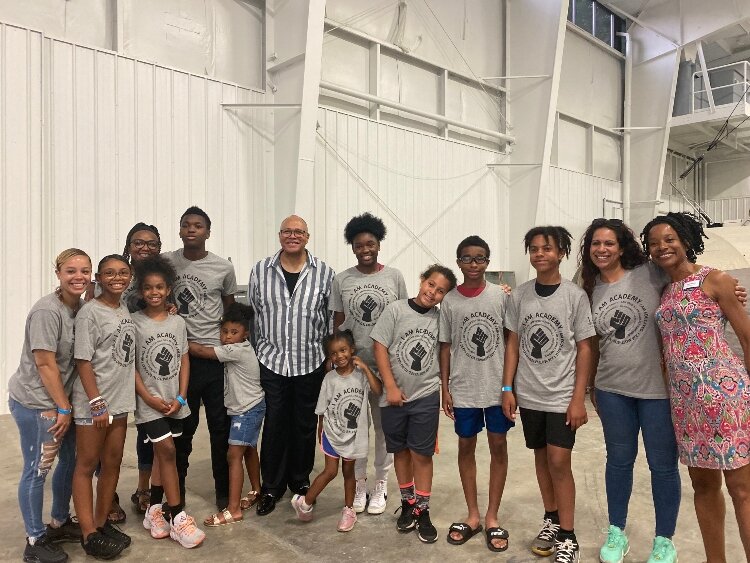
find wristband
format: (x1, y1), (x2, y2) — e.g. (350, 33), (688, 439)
(88, 396), (103, 405)
(57, 406), (72, 415)
(501, 386), (513, 392)
(176, 395), (187, 407)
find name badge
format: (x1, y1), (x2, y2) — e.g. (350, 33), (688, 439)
(682, 279), (700, 290)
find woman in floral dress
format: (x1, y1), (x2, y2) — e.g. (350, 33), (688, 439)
(642, 212), (750, 562)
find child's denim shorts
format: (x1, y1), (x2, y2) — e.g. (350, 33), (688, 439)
(228, 399), (266, 447)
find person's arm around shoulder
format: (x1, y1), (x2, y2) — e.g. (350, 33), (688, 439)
(439, 342), (454, 420)
(705, 270), (750, 367)
(188, 342), (219, 360)
(353, 356), (382, 396)
(501, 331), (519, 421)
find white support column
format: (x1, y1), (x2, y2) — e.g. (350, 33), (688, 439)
(369, 43), (381, 120)
(627, 24), (681, 234)
(506, 0), (568, 282)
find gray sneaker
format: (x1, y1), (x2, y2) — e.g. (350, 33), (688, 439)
(531, 517), (560, 556)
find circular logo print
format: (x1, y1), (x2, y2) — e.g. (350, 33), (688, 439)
(520, 313), (564, 364)
(112, 318), (136, 367)
(395, 328), (436, 376)
(347, 284), (392, 327)
(594, 295), (648, 344)
(174, 274), (209, 318)
(329, 386), (367, 435)
(459, 312), (502, 361)
(139, 332), (181, 381)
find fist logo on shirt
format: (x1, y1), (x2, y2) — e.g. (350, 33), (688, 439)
(121, 333), (133, 363)
(610, 310), (632, 340)
(409, 342), (427, 371)
(155, 347), (174, 376)
(530, 328), (549, 359)
(359, 296), (377, 323)
(343, 402), (361, 429)
(176, 288), (195, 315)
(471, 327), (488, 357)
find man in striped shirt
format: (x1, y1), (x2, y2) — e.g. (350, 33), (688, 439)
(249, 215), (335, 515)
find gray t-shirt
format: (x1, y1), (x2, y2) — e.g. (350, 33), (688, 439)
(329, 266), (408, 368)
(163, 250), (237, 345)
(132, 311), (190, 424)
(8, 293), (81, 409)
(315, 367), (371, 459)
(214, 340), (264, 416)
(591, 262), (668, 399)
(72, 300), (136, 417)
(369, 300), (441, 407)
(439, 284), (508, 408)
(505, 279), (595, 413)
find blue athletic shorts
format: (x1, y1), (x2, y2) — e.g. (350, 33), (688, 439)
(453, 406), (514, 438)
(228, 400), (265, 447)
(320, 431), (353, 461)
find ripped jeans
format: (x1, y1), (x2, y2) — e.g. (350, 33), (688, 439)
(10, 398), (76, 539)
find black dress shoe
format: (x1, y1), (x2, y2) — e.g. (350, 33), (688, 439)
(256, 494), (277, 516)
(289, 483), (310, 496)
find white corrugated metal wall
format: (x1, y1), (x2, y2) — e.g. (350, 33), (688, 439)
(704, 197), (750, 223)
(0, 22), (271, 412)
(314, 107), (509, 293)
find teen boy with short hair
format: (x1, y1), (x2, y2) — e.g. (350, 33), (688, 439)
(502, 226), (595, 563)
(439, 236), (514, 552)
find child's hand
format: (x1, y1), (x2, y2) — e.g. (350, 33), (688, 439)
(164, 399), (181, 416)
(566, 398), (588, 430)
(352, 356), (364, 370)
(501, 392), (516, 421)
(93, 410), (110, 429)
(386, 384), (406, 407)
(500, 283), (512, 295)
(441, 389), (455, 420)
(166, 303), (179, 315)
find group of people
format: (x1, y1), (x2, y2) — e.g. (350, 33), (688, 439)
(9, 206), (750, 563)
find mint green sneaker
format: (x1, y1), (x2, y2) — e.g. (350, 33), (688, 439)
(599, 525), (629, 562)
(647, 536), (677, 562)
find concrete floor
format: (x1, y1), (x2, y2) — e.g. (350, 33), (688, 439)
(0, 400), (742, 563)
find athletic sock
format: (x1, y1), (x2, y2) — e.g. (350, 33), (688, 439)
(150, 485), (165, 506)
(414, 490), (431, 514)
(557, 528), (576, 542)
(164, 503), (185, 523)
(545, 509), (560, 524)
(399, 481), (416, 505)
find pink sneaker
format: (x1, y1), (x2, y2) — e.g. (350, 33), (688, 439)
(169, 512), (205, 549)
(291, 494), (314, 522)
(143, 504), (170, 539)
(337, 506), (357, 532)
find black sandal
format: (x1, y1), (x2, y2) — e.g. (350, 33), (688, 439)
(446, 522), (483, 545)
(485, 527), (510, 552)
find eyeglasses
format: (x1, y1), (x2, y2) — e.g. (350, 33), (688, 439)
(100, 269), (131, 279)
(458, 256), (489, 264)
(131, 239), (160, 250)
(280, 229), (308, 238)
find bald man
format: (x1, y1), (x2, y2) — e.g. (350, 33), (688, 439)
(248, 216), (335, 515)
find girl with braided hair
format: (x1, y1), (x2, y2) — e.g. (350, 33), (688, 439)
(644, 212), (750, 562)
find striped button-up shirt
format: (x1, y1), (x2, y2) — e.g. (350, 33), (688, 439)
(249, 250), (335, 377)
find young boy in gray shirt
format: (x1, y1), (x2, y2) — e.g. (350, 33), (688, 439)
(164, 206), (237, 510)
(439, 236), (514, 552)
(502, 226), (595, 563)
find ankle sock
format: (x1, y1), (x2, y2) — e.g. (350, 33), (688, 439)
(399, 481), (415, 504)
(545, 509), (560, 524)
(150, 485), (165, 506)
(164, 503), (184, 522)
(557, 528), (576, 542)
(414, 490), (430, 513)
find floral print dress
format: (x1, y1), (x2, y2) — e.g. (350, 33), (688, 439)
(655, 266), (750, 470)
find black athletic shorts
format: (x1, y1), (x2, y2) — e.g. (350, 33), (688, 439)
(519, 407), (575, 450)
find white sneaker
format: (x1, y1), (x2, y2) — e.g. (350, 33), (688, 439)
(169, 511), (205, 549)
(353, 478), (368, 513)
(367, 479), (388, 514)
(143, 504), (170, 539)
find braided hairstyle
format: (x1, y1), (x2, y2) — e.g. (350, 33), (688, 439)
(524, 226), (573, 258)
(579, 218), (646, 298)
(122, 222), (161, 263)
(640, 212), (706, 263)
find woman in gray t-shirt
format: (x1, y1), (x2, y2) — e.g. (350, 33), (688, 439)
(580, 218), (680, 563)
(8, 249), (92, 562)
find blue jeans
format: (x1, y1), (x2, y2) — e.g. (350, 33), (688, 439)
(596, 389), (680, 537)
(10, 398), (76, 539)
